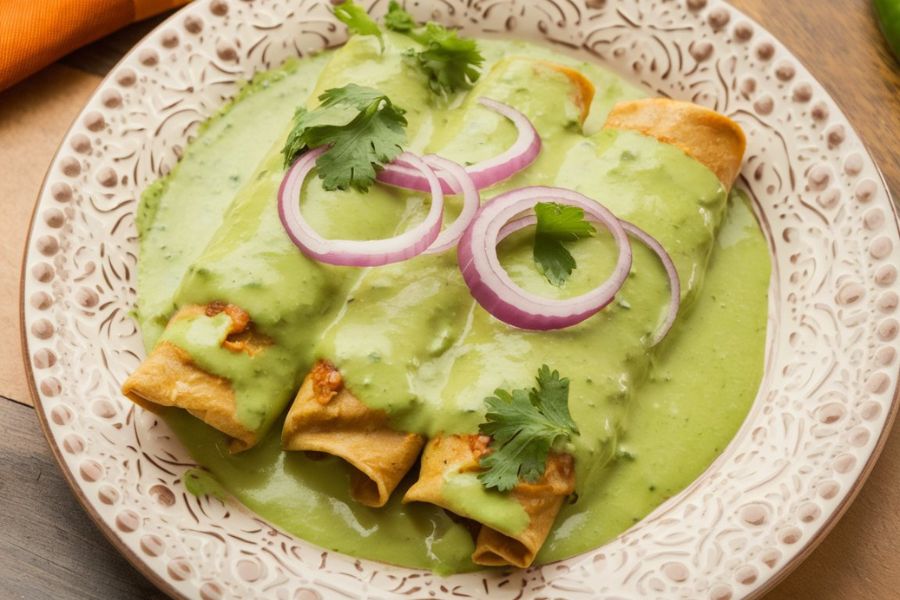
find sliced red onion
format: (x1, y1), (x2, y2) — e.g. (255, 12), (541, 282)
(466, 98), (542, 188)
(620, 221), (681, 345)
(278, 148), (444, 267)
(376, 161), (436, 190)
(495, 214), (681, 340)
(377, 97), (541, 193)
(421, 156), (480, 254)
(458, 186), (632, 330)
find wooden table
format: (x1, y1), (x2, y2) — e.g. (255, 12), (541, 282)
(1, 2), (898, 598)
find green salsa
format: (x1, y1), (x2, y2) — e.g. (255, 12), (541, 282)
(136, 35), (770, 574)
(442, 472), (530, 537)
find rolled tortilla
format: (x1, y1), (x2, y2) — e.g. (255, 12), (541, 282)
(604, 98), (746, 187)
(401, 98), (746, 568)
(122, 303), (266, 452)
(403, 435), (575, 568)
(282, 361), (425, 507)
(471, 454), (575, 567)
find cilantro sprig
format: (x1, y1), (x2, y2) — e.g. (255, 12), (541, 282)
(333, 0), (384, 51)
(533, 202), (597, 287)
(333, 1), (484, 96)
(408, 24), (484, 96)
(385, 2), (484, 96)
(477, 366), (579, 492)
(281, 84), (407, 192)
(384, 0), (416, 33)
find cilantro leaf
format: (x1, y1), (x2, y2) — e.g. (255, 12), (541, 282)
(281, 84), (408, 192)
(534, 202), (597, 238)
(533, 236), (577, 288)
(333, 0), (384, 52)
(384, 1), (416, 33)
(381, 2), (484, 96)
(318, 84), (391, 111)
(532, 202), (596, 287)
(406, 23), (484, 96)
(477, 365), (579, 492)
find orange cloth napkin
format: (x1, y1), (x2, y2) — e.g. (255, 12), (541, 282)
(0, 0), (190, 92)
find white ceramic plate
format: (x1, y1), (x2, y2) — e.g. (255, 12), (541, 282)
(21, 1), (900, 598)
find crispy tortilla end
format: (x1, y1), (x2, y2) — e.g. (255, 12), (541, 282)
(471, 453), (575, 568)
(536, 60), (596, 124)
(404, 435), (575, 568)
(121, 304), (265, 453)
(122, 340), (256, 453)
(605, 98), (747, 188)
(282, 360), (425, 507)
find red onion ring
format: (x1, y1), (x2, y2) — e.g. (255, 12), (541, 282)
(496, 215), (681, 341)
(458, 186), (632, 330)
(421, 156), (480, 255)
(277, 147), (444, 267)
(620, 221), (681, 345)
(377, 97), (541, 192)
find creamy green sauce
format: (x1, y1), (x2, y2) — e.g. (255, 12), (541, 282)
(164, 33), (438, 437)
(135, 54), (332, 348)
(136, 34), (770, 574)
(442, 472), (529, 537)
(182, 468), (228, 502)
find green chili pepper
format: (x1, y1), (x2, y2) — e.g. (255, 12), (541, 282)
(874, 0), (900, 61)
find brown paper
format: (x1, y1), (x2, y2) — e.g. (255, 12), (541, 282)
(0, 65), (100, 404)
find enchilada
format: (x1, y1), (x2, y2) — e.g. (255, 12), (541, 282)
(402, 100), (745, 567)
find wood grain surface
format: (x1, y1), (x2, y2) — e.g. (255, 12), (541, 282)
(1, 1), (897, 598)
(0, 400), (163, 600)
